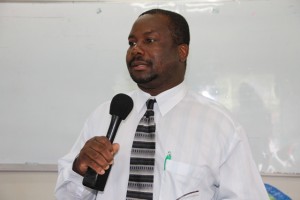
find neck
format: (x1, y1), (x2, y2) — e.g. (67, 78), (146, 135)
(138, 80), (184, 96)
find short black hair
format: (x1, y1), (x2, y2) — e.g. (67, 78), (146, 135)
(139, 9), (190, 46)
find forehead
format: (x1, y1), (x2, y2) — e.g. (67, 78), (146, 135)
(129, 14), (171, 36)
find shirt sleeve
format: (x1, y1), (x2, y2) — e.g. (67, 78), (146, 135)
(54, 122), (97, 200)
(216, 126), (269, 200)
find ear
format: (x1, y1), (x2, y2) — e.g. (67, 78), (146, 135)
(178, 44), (189, 63)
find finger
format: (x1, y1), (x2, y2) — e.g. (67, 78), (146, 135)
(92, 137), (115, 163)
(76, 150), (107, 175)
(85, 137), (113, 161)
(92, 136), (113, 152)
(112, 143), (120, 155)
(85, 144), (113, 171)
(94, 137), (115, 155)
(75, 137), (112, 174)
(107, 143), (120, 165)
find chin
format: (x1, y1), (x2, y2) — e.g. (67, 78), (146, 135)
(130, 73), (157, 85)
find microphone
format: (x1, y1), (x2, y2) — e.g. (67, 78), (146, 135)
(82, 93), (134, 191)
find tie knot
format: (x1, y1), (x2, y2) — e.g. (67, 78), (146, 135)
(146, 99), (156, 109)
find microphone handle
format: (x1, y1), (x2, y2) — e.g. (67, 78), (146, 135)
(82, 115), (121, 191)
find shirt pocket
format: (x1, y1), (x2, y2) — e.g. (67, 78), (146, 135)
(158, 160), (217, 200)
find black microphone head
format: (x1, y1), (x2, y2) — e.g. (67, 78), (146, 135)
(109, 93), (134, 120)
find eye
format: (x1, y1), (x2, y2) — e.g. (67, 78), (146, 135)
(145, 38), (155, 44)
(128, 41), (136, 47)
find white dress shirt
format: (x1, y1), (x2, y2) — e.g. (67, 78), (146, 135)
(55, 82), (269, 200)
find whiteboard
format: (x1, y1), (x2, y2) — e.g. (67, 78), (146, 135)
(0, 0), (299, 174)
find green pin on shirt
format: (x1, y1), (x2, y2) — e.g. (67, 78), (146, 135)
(164, 151), (172, 170)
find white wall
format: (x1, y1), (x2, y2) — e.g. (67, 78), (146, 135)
(1, 1), (300, 175)
(0, 172), (299, 200)
(1, 1), (299, 199)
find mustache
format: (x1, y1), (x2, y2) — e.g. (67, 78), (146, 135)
(128, 55), (152, 67)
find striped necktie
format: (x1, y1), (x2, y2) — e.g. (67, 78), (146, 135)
(126, 99), (156, 200)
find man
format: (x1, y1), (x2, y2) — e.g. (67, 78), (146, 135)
(55, 9), (269, 200)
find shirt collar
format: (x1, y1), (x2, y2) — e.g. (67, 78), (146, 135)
(133, 81), (188, 116)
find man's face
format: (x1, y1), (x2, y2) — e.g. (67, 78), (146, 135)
(126, 14), (187, 95)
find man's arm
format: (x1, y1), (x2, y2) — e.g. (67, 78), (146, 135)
(217, 126), (269, 199)
(55, 116), (119, 200)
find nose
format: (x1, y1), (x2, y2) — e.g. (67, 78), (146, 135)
(131, 43), (144, 56)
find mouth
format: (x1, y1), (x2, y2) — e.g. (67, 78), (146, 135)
(130, 60), (149, 71)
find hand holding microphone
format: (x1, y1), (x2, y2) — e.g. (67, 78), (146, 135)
(72, 136), (118, 176)
(72, 93), (134, 191)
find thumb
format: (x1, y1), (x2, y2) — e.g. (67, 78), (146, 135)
(112, 143), (120, 155)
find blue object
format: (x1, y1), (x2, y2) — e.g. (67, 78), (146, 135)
(265, 183), (292, 200)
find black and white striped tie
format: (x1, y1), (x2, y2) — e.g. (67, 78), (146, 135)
(126, 99), (156, 200)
